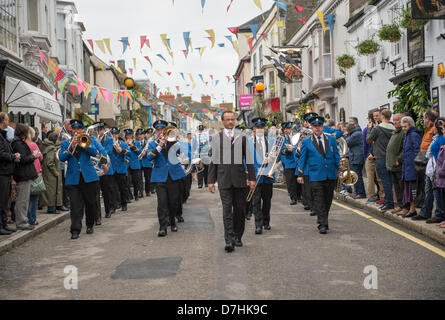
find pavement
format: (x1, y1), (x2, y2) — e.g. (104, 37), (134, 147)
(0, 183), (444, 300)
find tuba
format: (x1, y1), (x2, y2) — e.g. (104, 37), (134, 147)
(336, 136), (358, 186)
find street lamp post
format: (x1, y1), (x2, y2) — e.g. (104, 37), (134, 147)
(124, 77), (135, 129)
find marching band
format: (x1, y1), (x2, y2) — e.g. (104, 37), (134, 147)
(57, 112), (344, 247)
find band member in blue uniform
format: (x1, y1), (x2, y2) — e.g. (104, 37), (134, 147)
(281, 122), (300, 205)
(125, 129), (143, 202)
(192, 125), (211, 188)
(147, 120), (186, 237)
(58, 120), (100, 239)
(110, 127), (130, 212)
(97, 123), (116, 219)
(248, 118), (276, 234)
(300, 112), (318, 213)
(298, 116), (341, 234)
(138, 128), (154, 197)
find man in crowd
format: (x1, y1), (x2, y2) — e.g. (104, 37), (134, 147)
(345, 123), (366, 199)
(281, 122), (300, 205)
(367, 109), (395, 212)
(192, 125), (211, 189)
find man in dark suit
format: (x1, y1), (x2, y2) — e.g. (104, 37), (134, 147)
(208, 111), (256, 253)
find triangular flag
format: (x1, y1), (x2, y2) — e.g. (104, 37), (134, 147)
(69, 84), (77, 96)
(199, 74), (205, 83)
(201, 0), (205, 11)
(155, 70), (164, 77)
(228, 27), (239, 35)
(232, 40), (240, 56)
(182, 50), (188, 59)
(205, 29), (215, 48)
(120, 37), (130, 54)
(188, 73), (194, 83)
(180, 72), (185, 80)
(298, 17), (307, 24)
(47, 58), (57, 74)
(103, 38), (112, 55)
(95, 40), (106, 54)
(193, 83), (196, 89)
(160, 34), (170, 52)
(140, 35), (150, 51)
(54, 68), (66, 83)
(215, 80), (219, 86)
(133, 58), (137, 70)
(226, 76), (231, 83)
(210, 75), (214, 81)
(87, 40), (94, 53)
(217, 43), (225, 47)
(156, 54), (168, 64)
(183, 32), (191, 52)
(91, 87), (98, 101)
(225, 35), (233, 44)
(253, 0), (262, 11)
(38, 50), (46, 63)
(293, 4), (303, 12)
(166, 72), (172, 76)
(142, 69), (148, 77)
(168, 50), (174, 64)
(327, 14), (335, 35)
(276, 20), (285, 28)
(227, 0), (235, 12)
(317, 11), (326, 33)
(144, 56), (153, 68)
(199, 47), (206, 58)
(129, 68), (133, 76)
(248, 37), (253, 53)
(261, 33), (267, 41)
(250, 24), (258, 40)
(83, 82), (91, 98)
(58, 77), (69, 93)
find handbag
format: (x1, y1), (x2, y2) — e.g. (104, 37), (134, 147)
(414, 151), (428, 172)
(30, 173), (46, 195)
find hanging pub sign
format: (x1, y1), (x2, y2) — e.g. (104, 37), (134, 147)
(412, 0), (445, 19)
(407, 28), (425, 67)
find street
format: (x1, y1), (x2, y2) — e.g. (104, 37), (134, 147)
(0, 184), (444, 300)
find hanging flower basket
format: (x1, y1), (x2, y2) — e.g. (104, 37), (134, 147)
(336, 54), (356, 69)
(355, 39), (380, 56)
(378, 24), (402, 42)
(400, 8), (428, 31)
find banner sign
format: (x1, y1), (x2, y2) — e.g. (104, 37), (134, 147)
(239, 94), (253, 111)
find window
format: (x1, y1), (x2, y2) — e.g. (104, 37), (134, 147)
(259, 45), (263, 69)
(294, 81), (301, 100)
(313, 30), (319, 60)
(253, 53), (257, 76)
(308, 50), (313, 89)
(269, 71), (275, 97)
(57, 13), (66, 65)
(388, 1), (401, 58)
(322, 31), (332, 79)
(27, 0), (38, 31)
(368, 54), (377, 69)
(0, 0), (18, 53)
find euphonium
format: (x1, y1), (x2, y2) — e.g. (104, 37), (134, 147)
(336, 137), (358, 186)
(165, 126), (178, 142)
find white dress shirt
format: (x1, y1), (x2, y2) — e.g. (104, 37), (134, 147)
(224, 128), (234, 139)
(255, 135), (266, 159)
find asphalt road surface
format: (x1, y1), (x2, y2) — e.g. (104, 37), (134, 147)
(0, 184), (444, 300)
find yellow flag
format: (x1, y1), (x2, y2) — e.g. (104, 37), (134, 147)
(155, 70), (164, 77)
(160, 34), (170, 52)
(232, 40), (240, 57)
(193, 83), (196, 89)
(317, 11), (326, 33)
(199, 47), (206, 59)
(47, 58), (56, 74)
(205, 29), (215, 48)
(84, 82), (91, 98)
(188, 73), (194, 83)
(103, 38), (112, 55)
(244, 34), (251, 44)
(133, 58), (137, 70)
(116, 66), (123, 73)
(95, 40), (106, 54)
(253, 0), (262, 11)
(168, 50), (174, 64)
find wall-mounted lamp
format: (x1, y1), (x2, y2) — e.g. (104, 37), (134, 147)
(390, 61), (397, 68)
(440, 33), (445, 40)
(380, 57), (389, 70)
(438, 63), (445, 78)
(358, 71), (366, 82)
(365, 73), (373, 80)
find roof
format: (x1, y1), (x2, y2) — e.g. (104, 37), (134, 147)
(238, 9), (272, 32)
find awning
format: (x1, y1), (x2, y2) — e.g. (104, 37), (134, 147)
(5, 76), (62, 123)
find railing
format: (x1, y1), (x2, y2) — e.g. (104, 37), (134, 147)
(392, 56), (434, 77)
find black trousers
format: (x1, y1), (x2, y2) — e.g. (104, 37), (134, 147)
(310, 180), (336, 229)
(155, 176), (181, 230)
(390, 171), (408, 209)
(302, 175), (313, 208)
(62, 170), (70, 207)
(130, 169), (143, 199)
(284, 168), (298, 201)
(177, 178), (185, 218)
(252, 183), (273, 228)
(198, 164), (209, 187)
(219, 187), (248, 244)
(142, 167), (153, 195)
(0, 175), (10, 228)
(95, 181), (102, 221)
(184, 174), (192, 202)
(127, 171), (133, 200)
(100, 174), (115, 214)
(111, 174), (121, 208)
(114, 173), (129, 206)
(67, 178), (99, 233)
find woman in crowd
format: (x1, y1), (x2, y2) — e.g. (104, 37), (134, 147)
(40, 133), (63, 214)
(400, 116), (422, 218)
(26, 127), (43, 226)
(432, 118), (445, 230)
(11, 124), (38, 230)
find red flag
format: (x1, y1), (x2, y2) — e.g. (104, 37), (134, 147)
(228, 27), (239, 34)
(226, 76), (231, 83)
(144, 56), (153, 68)
(261, 33), (266, 41)
(293, 4), (304, 12)
(87, 40), (94, 52)
(205, 82), (208, 86)
(182, 50), (188, 59)
(129, 68), (133, 76)
(109, 60), (115, 65)
(70, 84), (77, 96)
(166, 72), (172, 76)
(227, 0), (234, 12)
(54, 69), (66, 83)
(140, 35), (150, 50)
(209, 75), (214, 81)
(298, 17), (307, 24)
(176, 86), (180, 92)
(248, 37), (253, 53)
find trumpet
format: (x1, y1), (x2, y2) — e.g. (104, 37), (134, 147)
(247, 135), (285, 202)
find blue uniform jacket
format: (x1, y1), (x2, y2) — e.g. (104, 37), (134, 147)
(139, 139), (153, 168)
(58, 139), (100, 185)
(294, 147), (309, 177)
(91, 136), (114, 176)
(280, 135), (297, 169)
(324, 125), (344, 139)
(99, 135), (115, 176)
(110, 139), (130, 175)
(248, 137), (275, 184)
(127, 140), (142, 170)
(298, 134), (340, 182)
(146, 140), (186, 182)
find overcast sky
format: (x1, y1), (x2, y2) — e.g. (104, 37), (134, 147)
(73, 0), (275, 105)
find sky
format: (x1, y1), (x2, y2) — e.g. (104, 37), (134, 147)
(73, 0), (275, 105)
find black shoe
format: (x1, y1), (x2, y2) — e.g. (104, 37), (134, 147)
(304, 206), (311, 211)
(134, 197), (139, 201)
(171, 225), (178, 232)
(234, 238), (243, 247)
(380, 206), (394, 212)
(47, 210), (57, 214)
(310, 212), (317, 216)
(319, 226), (328, 234)
(263, 225), (271, 230)
(71, 231), (79, 240)
(146, 193), (151, 197)
(205, 184), (208, 188)
(403, 211), (416, 218)
(255, 228), (262, 234)
(139, 193), (144, 198)
(224, 243), (235, 252)
(105, 212), (112, 219)
(198, 185), (203, 189)
(290, 200), (297, 205)
(110, 208), (116, 214)
(116, 205), (122, 210)
(0, 228), (13, 235)
(158, 229), (167, 237)
(411, 215), (427, 221)
(167, 221), (171, 227)
(3, 226), (16, 233)
(56, 206), (69, 212)
(151, 190), (156, 194)
(95, 218), (102, 226)
(127, 199), (133, 204)
(121, 204), (127, 212)
(426, 216), (445, 224)
(177, 216), (184, 223)
(86, 227), (94, 234)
